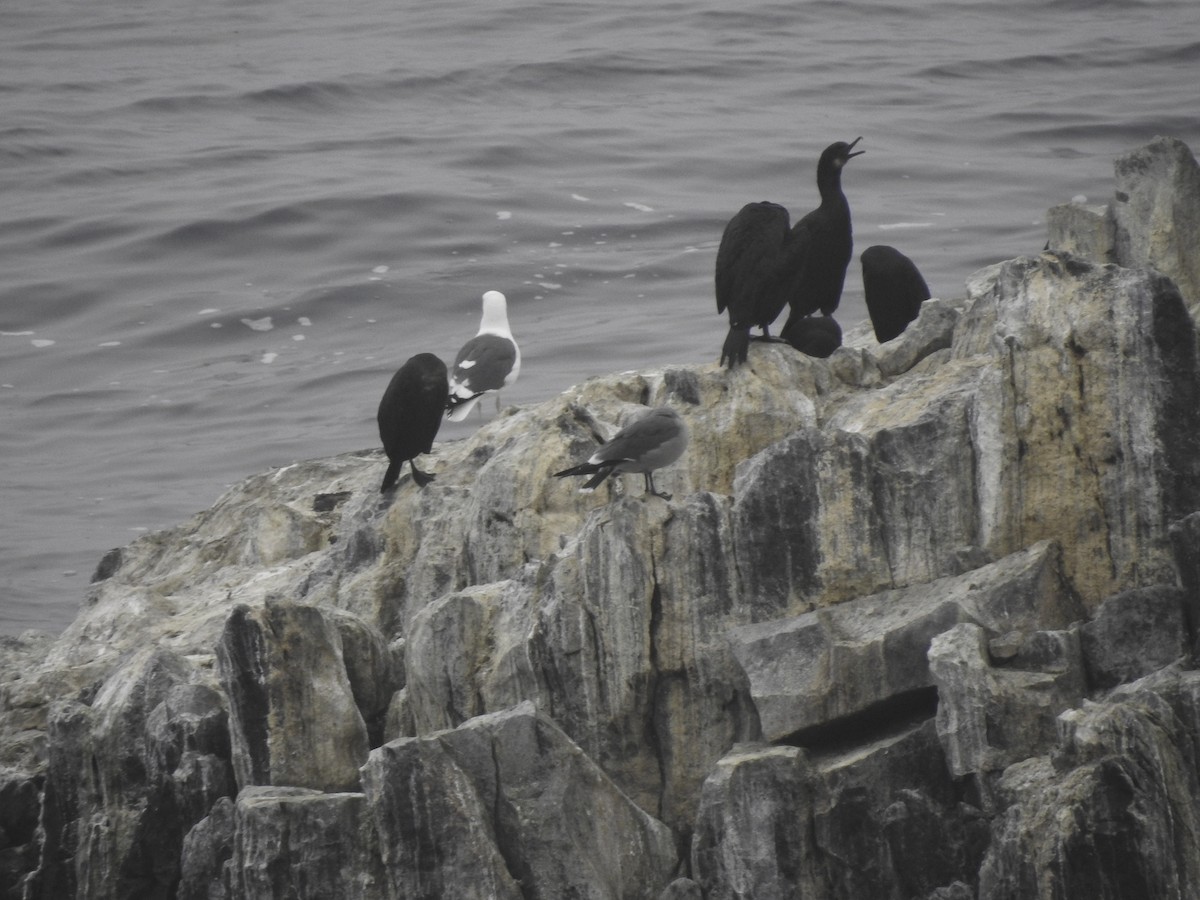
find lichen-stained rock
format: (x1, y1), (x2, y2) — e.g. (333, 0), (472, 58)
(215, 601), (368, 792)
(956, 253), (1200, 606)
(229, 787), (385, 900)
(733, 363), (990, 615)
(728, 541), (1084, 743)
(1046, 136), (1200, 321)
(362, 702), (678, 900)
(978, 673), (1200, 899)
(691, 744), (822, 900)
(1111, 135), (1200, 311)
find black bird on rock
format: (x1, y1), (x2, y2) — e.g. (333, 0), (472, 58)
(861, 245), (932, 343)
(554, 406), (689, 500)
(781, 313), (842, 358)
(377, 352), (449, 491)
(715, 138), (864, 368)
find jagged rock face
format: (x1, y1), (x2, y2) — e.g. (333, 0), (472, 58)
(361, 703), (678, 900)
(214, 601), (372, 792)
(1047, 134), (1200, 322)
(1, 139), (1200, 899)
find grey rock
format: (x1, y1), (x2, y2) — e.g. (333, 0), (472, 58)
(1112, 135), (1200, 312)
(1046, 135), (1200, 321)
(979, 672), (1200, 898)
(956, 252), (1200, 603)
(362, 702), (678, 900)
(815, 719), (989, 900)
(215, 601), (368, 792)
(929, 623), (1085, 781)
(692, 744), (822, 900)
(658, 878), (703, 900)
(1169, 510), (1200, 655)
(728, 541), (1083, 742)
(1079, 586), (1189, 690)
(873, 296), (968, 378)
(1045, 201), (1115, 263)
(176, 795), (234, 900)
(229, 787), (384, 900)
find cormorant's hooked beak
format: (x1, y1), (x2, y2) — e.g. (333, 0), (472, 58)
(846, 136), (865, 160)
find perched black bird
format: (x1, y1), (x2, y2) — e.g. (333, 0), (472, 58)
(781, 313), (842, 358)
(716, 138), (864, 368)
(377, 352), (449, 491)
(861, 245), (931, 343)
(554, 406), (689, 500)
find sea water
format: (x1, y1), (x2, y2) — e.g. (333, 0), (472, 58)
(2, 0), (1198, 634)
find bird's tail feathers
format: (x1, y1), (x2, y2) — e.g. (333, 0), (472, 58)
(582, 468), (614, 491)
(554, 461), (602, 479)
(446, 394), (481, 421)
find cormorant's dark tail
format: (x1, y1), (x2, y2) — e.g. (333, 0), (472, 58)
(380, 459), (402, 492)
(410, 460), (435, 488)
(720, 326), (750, 368)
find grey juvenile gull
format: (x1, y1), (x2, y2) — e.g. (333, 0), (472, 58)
(446, 290), (520, 421)
(861, 244), (931, 343)
(554, 406), (689, 500)
(716, 138), (863, 368)
(377, 352), (449, 491)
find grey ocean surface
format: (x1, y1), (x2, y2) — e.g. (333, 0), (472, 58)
(2, 0), (1198, 634)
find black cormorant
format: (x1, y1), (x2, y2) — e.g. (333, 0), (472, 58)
(378, 352), (449, 491)
(781, 313), (843, 358)
(860, 245), (931, 343)
(716, 138), (863, 367)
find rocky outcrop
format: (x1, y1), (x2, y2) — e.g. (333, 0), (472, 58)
(1, 138), (1199, 900)
(1047, 134), (1200, 321)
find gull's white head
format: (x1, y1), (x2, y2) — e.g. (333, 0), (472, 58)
(479, 290), (510, 335)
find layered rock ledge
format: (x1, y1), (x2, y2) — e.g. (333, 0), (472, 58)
(2, 137), (1200, 900)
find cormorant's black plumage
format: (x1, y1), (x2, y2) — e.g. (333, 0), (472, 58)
(781, 313), (842, 358)
(378, 353), (449, 491)
(716, 138), (863, 368)
(860, 245), (931, 343)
